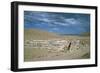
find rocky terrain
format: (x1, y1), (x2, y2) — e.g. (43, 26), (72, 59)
(24, 29), (90, 62)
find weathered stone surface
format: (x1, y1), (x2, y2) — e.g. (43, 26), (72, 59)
(24, 39), (88, 52)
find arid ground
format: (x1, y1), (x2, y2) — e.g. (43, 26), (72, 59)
(24, 29), (90, 62)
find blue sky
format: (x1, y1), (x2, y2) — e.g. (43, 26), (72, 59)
(24, 11), (90, 35)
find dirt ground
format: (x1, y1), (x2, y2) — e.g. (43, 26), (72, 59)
(24, 36), (90, 62)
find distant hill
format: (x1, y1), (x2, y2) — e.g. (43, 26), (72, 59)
(80, 32), (90, 36)
(24, 29), (61, 40)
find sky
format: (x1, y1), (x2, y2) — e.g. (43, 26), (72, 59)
(24, 11), (90, 35)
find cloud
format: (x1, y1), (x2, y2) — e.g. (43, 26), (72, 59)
(24, 11), (90, 34)
(53, 22), (69, 26)
(64, 18), (79, 25)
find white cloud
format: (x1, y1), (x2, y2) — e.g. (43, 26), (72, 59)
(64, 18), (79, 25)
(40, 18), (50, 22)
(54, 22), (69, 26)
